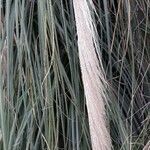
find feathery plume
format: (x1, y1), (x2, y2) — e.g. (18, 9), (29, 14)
(143, 140), (150, 150)
(73, 0), (112, 149)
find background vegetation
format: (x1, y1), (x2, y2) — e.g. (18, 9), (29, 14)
(0, 0), (149, 149)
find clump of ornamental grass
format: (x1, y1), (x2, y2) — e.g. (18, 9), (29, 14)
(0, 0), (149, 150)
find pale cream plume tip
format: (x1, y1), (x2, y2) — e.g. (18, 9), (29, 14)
(73, 0), (112, 150)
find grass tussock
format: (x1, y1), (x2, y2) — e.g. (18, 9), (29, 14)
(0, 0), (149, 150)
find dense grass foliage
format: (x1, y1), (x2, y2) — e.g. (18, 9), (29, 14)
(0, 0), (149, 150)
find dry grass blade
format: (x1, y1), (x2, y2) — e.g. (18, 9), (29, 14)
(73, 0), (112, 149)
(0, 40), (7, 78)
